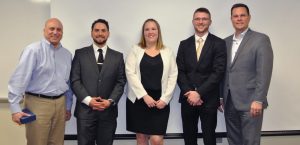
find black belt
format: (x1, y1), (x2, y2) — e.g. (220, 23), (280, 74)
(25, 92), (63, 99)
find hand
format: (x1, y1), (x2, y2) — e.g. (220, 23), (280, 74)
(250, 101), (263, 117)
(218, 99), (224, 112)
(143, 95), (156, 108)
(12, 112), (30, 125)
(89, 97), (105, 111)
(184, 91), (203, 106)
(156, 99), (167, 109)
(65, 110), (72, 121)
(97, 99), (111, 110)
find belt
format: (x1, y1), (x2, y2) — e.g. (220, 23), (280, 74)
(25, 92), (63, 99)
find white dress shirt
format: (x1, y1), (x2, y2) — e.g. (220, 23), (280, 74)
(231, 28), (248, 62)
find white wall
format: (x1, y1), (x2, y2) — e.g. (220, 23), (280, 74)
(51, 0), (300, 135)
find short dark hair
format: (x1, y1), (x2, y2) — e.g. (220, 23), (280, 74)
(194, 7), (211, 17)
(91, 19), (109, 31)
(231, 3), (250, 16)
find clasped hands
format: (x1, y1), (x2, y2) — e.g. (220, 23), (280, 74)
(143, 95), (167, 109)
(89, 97), (111, 111)
(184, 90), (203, 106)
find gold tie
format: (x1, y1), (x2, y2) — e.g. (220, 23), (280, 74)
(196, 38), (204, 60)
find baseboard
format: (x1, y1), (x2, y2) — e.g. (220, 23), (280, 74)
(64, 130), (300, 140)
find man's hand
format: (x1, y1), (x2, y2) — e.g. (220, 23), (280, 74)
(184, 91), (203, 106)
(250, 101), (263, 117)
(143, 95), (156, 108)
(218, 99), (224, 112)
(65, 110), (72, 121)
(89, 97), (105, 111)
(97, 99), (111, 109)
(12, 112), (30, 125)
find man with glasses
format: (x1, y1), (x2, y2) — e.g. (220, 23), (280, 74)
(176, 7), (227, 145)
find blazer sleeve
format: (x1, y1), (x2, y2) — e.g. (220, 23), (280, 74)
(70, 50), (89, 102)
(254, 34), (273, 101)
(108, 54), (126, 104)
(176, 41), (193, 94)
(125, 46), (148, 100)
(160, 50), (178, 104)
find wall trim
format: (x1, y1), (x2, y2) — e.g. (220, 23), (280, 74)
(64, 130), (300, 140)
(0, 98), (8, 103)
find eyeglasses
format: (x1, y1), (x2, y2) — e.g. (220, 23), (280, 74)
(193, 17), (210, 21)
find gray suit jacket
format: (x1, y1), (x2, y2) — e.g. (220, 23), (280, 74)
(223, 29), (273, 111)
(71, 45), (126, 119)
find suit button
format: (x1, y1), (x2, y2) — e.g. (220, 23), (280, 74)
(98, 79), (101, 82)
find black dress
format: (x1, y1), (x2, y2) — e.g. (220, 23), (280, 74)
(126, 53), (170, 135)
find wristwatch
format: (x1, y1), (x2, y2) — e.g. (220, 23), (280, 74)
(108, 99), (116, 106)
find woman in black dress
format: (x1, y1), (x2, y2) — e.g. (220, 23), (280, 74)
(125, 19), (178, 145)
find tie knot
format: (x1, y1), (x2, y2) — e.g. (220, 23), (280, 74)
(97, 49), (103, 53)
(197, 38), (203, 43)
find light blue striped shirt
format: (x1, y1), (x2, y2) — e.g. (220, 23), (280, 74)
(8, 39), (73, 113)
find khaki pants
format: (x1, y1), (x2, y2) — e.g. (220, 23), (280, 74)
(24, 94), (66, 145)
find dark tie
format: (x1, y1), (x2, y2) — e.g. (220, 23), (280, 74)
(97, 49), (104, 72)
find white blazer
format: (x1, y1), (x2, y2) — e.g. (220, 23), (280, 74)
(125, 45), (178, 104)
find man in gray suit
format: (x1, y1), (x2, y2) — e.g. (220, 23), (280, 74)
(221, 3), (273, 145)
(71, 19), (126, 145)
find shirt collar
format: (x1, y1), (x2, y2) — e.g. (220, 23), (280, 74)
(93, 43), (108, 54)
(233, 28), (249, 41)
(195, 32), (209, 42)
(42, 38), (62, 49)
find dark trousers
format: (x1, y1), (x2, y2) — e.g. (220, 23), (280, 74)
(181, 100), (217, 145)
(77, 117), (117, 145)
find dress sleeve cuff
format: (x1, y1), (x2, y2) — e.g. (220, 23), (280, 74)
(82, 96), (92, 106)
(10, 103), (22, 114)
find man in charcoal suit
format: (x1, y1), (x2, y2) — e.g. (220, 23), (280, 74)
(71, 19), (126, 145)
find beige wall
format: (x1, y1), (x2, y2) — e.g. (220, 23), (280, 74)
(0, 0), (50, 98)
(0, 103), (26, 145)
(0, 1), (49, 144)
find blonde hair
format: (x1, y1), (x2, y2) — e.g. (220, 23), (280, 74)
(138, 18), (164, 50)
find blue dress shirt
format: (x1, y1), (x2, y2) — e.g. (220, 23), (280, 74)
(8, 39), (73, 113)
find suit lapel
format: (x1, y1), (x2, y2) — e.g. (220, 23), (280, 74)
(86, 46), (100, 74)
(187, 36), (198, 65)
(227, 35), (233, 68)
(198, 33), (211, 63)
(231, 29), (253, 68)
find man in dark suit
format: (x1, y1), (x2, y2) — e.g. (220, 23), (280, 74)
(176, 8), (227, 145)
(222, 3), (273, 145)
(71, 19), (126, 145)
